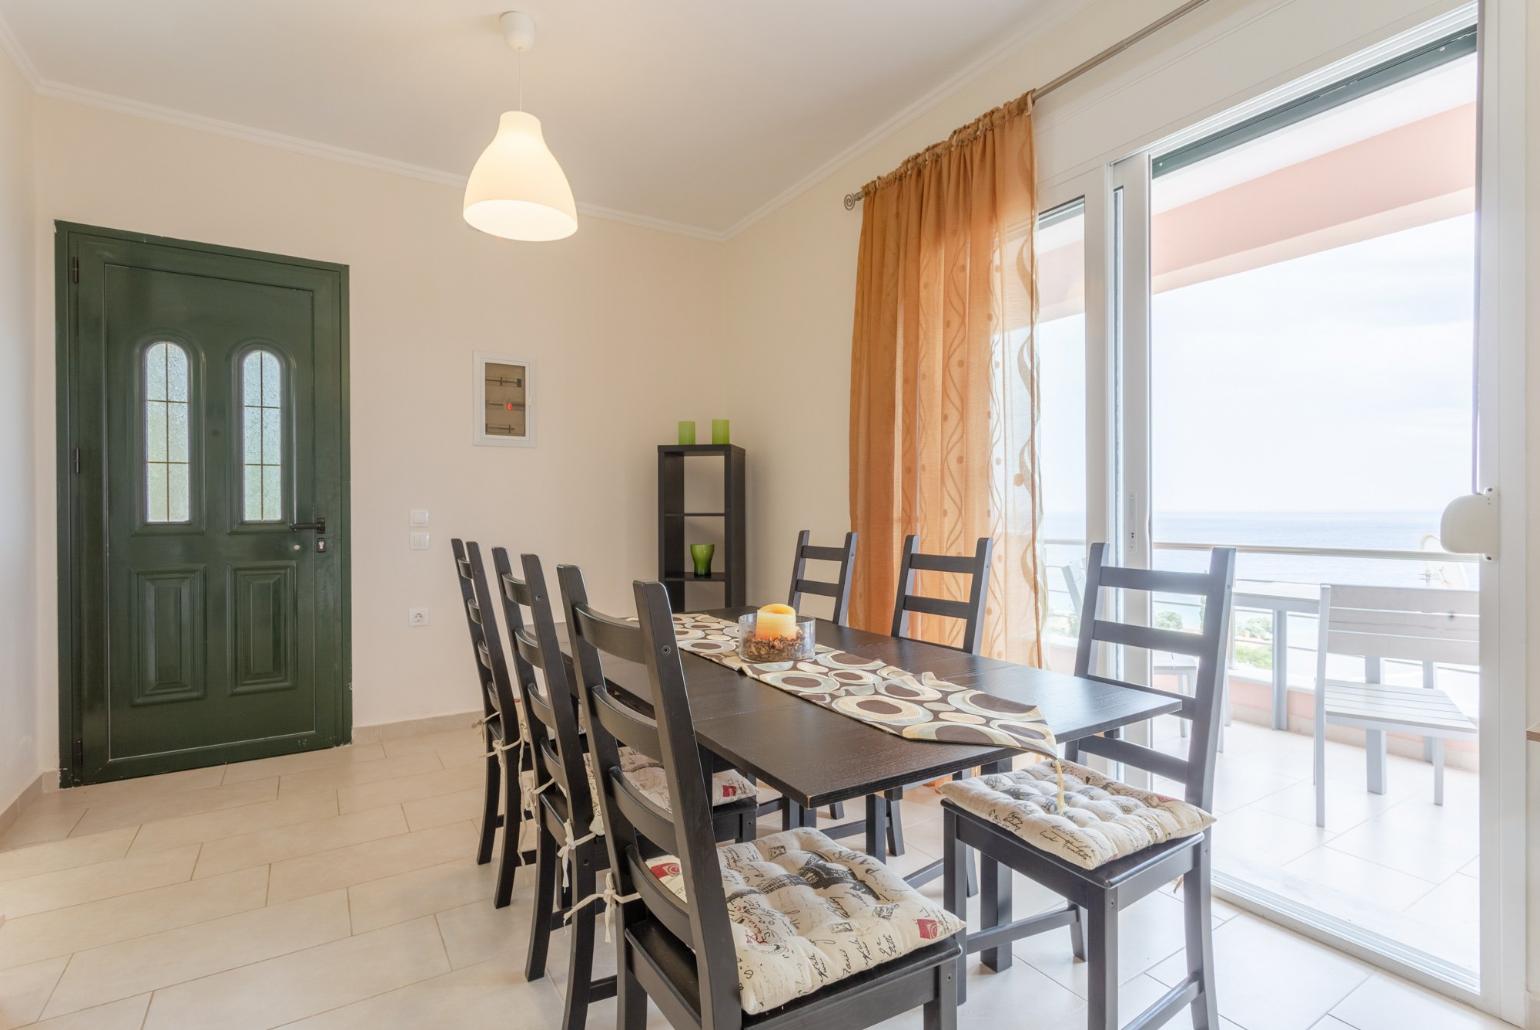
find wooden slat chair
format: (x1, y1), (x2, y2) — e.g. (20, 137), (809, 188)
(449, 539), (535, 911)
(489, 550), (758, 1030)
(1312, 585), (1477, 827)
(558, 568), (964, 1030)
(760, 530), (860, 827)
(826, 535), (992, 858)
(940, 543), (1235, 1030)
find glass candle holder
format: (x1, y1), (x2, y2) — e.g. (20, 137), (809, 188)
(711, 419), (730, 445)
(689, 543), (715, 577)
(736, 613), (817, 663)
(677, 421), (696, 445)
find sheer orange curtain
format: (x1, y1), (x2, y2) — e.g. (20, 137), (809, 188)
(848, 93), (1043, 665)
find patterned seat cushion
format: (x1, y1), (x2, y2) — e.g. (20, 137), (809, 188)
(938, 760), (1214, 870)
(645, 827), (963, 1015)
(523, 748), (756, 836)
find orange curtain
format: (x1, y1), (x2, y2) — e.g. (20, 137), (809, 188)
(848, 93), (1043, 665)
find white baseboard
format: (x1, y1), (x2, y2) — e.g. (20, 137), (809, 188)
(352, 710), (481, 745)
(0, 772), (47, 839)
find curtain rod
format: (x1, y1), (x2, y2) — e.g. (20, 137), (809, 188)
(841, 0), (1212, 210)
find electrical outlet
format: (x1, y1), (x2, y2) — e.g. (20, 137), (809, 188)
(408, 607), (430, 627)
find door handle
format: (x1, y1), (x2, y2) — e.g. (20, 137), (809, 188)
(290, 517), (327, 534)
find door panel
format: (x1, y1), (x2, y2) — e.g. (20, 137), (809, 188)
(60, 225), (349, 783)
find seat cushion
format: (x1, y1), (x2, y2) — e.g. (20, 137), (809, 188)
(938, 760), (1214, 870)
(524, 747), (756, 837)
(645, 827), (963, 1015)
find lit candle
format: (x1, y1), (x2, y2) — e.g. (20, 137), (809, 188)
(755, 603), (798, 640)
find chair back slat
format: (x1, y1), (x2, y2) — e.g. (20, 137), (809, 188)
(486, 547), (592, 834)
(559, 564), (743, 1030)
(449, 540), (521, 744)
(588, 678), (666, 764)
(1071, 543), (1236, 809)
(890, 534), (993, 654)
(787, 530), (858, 626)
(1318, 585), (1479, 667)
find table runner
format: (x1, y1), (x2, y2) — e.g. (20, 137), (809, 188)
(670, 613), (1058, 763)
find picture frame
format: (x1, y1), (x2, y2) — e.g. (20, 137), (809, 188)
(473, 352), (535, 447)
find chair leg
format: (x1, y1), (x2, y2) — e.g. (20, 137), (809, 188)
(495, 759), (521, 908)
(476, 752), (500, 866)
(1085, 893), (1119, 1030)
(1432, 738), (1446, 807)
(561, 847), (599, 1030)
(1313, 715), (1327, 829)
(619, 964), (647, 1030)
(979, 853), (1012, 972)
(865, 793), (888, 858)
(524, 820), (558, 981)
(942, 809), (968, 1007)
(1068, 906), (1087, 961)
(1365, 728), (1387, 795)
(1184, 836), (1219, 1030)
(923, 955), (959, 1030)
(885, 789), (906, 857)
(828, 801), (845, 819)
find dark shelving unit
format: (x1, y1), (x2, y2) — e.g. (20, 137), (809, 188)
(657, 444), (745, 610)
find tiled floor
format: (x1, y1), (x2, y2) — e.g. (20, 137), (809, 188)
(0, 725), (1510, 1029)
(1149, 716), (1480, 975)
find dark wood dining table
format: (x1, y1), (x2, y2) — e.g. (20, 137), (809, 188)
(571, 605), (1181, 887)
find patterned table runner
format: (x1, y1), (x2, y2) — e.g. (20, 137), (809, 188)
(671, 613), (1058, 763)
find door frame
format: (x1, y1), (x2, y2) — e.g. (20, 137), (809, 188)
(54, 222), (352, 786)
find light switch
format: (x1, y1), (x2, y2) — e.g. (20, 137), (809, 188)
(409, 509), (430, 527)
(409, 530), (430, 551)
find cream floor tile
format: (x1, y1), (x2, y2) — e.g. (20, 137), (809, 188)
(69, 778), (280, 837)
(266, 821), (477, 904)
(401, 787), (486, 831)
(1329, 973), (1508, 1030)
(130, 791), (339, 854)
(221, 742), (388, 785)
(1313, 1018), (1355, 1029)
(0, 843), (198, 919)
(1325, 800), (1479, 883)
(1387, 874), (1480, 972)
(26, 994), (150, 1030)
(348, 858), (495, 934)
(43, 890), (352, 1018)
(141, 915), (450, 1030)
(0, 801), (88, 852)
(0, 866), (268, 970)
(434, 895), (532, 970)
(282, 951), (564, 1029)
(950, 953), (1085, 1029)
(277, 751), (446, 798)
(1118, 974), (1242, 1030)
(0, 956), (67, 1030)
(380, 726), (485, 762)
(1279, 846), (1438, 913)
(1211, 805), (1332, 870)
(1247, 776), (1400, 834)
(1149, 914), (1370, 1030)
(0, 827), (135, 884)
(45, 766), (225, 807)
(194, 804), (408, 879)
(335, 761), (483, 815)
(1010, 889), (1190, 998)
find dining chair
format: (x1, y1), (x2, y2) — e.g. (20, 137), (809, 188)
(559, 568), (965, 1030)
(449, 539), (533, 910)
(844, 535), (993, 858)
(1311, 584), (1477, 827)
(759, 529), (860, 827)
(503, 555), (757, 1030)
(939, 543), (1235, 1030)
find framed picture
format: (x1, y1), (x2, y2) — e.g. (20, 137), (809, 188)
(473, 352), (535, 447)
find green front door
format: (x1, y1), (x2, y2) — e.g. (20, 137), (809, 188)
(58, 224), (349, 784)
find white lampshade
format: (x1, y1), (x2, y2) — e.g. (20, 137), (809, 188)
(463, 111), (578, 241)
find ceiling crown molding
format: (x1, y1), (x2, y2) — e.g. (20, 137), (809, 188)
(0, 8), (40, 87)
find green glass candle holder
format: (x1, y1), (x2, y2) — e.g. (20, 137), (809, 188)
(677, 421), (697, 445)
(689, 543), (715, 578)
(711, 419), (731, 445)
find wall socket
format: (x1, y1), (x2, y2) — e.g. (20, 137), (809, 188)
(408, 607), (430, 627)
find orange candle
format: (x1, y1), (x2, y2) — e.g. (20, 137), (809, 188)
(755, 603), (798, 640)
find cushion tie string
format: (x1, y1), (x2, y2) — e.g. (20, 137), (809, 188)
(565, 870), (641, 944)
(1054, 758), (1067, 815)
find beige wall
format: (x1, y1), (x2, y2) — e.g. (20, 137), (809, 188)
(0, 47), (36, 811)
(28, 96), (728, 759)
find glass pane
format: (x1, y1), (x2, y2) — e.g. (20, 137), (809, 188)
(242, 352), (262, 406)
(145, 344), (168, 401)
(243, 466), (262, 522)
(143, 342), (191, 524)
(261, 352), (281, 406)
(166, 345), (189, 402)
(146, 463), (168, 523)
(145, 401), (168, 463)
(168, 465), (190, 523)
(166, 403), (189, 463)
(240, 348), (285, 523)
(261, 409), (281, 464)
(243, 408), (262, 464)
(262, 466), (282, 521)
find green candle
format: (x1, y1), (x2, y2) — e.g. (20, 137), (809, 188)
(677, 421), (696, 445)
(711, 419), (730, 445)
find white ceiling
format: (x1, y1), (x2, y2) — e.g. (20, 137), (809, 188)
(0, 0), (1065, 237)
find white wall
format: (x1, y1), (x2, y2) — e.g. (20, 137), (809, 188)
(0, 46), (36, 812)
(28, 96), (728, 758)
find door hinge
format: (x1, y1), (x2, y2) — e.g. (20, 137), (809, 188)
(71, 738), (83, 770)
(69, 256), (79, 284)
(71, 446), (81, 474)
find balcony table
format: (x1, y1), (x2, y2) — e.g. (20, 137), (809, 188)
(566, 606), (1182, 886)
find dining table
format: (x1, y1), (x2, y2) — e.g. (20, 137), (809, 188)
(567, 604), (1183, 904)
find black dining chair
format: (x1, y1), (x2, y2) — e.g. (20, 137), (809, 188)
(449, 539), (534, 910)
(758, 530), (860, 828)
(824, 534), (992, 858)
(560, 568), (964, 1030)
(939, 543), (1235, 1030)
(499, 553), (758, 1030)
